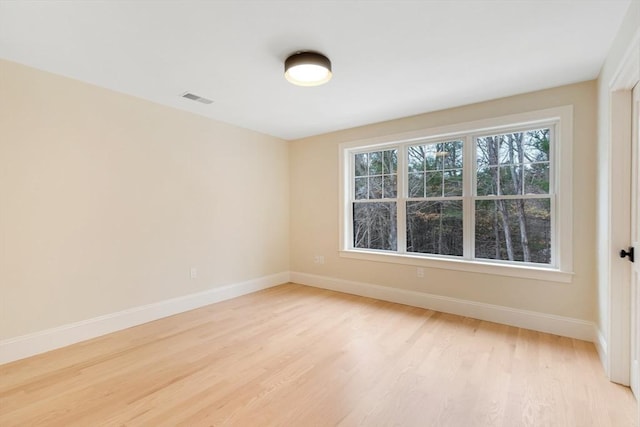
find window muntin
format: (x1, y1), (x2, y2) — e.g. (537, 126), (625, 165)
(346, 123), (560, 268)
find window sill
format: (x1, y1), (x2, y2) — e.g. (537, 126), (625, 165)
(339, 250), (573, 283)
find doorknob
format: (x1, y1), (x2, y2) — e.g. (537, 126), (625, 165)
(620, 247), (635, 263)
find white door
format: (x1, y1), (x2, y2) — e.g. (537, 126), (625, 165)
(630, 82), (640, 400)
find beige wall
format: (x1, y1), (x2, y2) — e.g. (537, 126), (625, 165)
(0, 60), (290, 340)
(290, 81), (597, 321)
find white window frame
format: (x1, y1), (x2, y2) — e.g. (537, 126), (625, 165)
(338, 106), (573, 283)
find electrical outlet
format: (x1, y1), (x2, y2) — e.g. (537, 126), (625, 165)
(314, 255), (325, 264)
(417, 267), (424, 278)
(190, 267), (198, 279)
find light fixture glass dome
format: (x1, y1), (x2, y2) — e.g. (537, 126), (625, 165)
(284, 51), (332, 86)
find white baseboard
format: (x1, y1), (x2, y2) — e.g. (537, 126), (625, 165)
(1, 271), (601, 366)
(0, 272), (289, 365)
(595, 328), (608, 372)
(291, 272), (595, 342)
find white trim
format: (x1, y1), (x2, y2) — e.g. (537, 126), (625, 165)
(608, 28), (640, 91)
(0, 272), (289, 365)
(290, 272), (594, 341)
(339, 107), (573, 151)
(596, 327), (608, 370)
(606, 25), (640, 385)
(632, 82), (640, 400)
(339, 250), (573, 283)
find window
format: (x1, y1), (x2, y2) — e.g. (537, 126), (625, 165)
(406, 140), (464, 256)
(353, 150), (398, 251)
(340, 107), (573, 282)
(474, 129), (551, 263)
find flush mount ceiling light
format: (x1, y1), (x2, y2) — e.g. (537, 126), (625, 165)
(284, 51), (332, 87)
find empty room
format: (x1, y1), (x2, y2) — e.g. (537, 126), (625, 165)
(1, 1), (640, 426)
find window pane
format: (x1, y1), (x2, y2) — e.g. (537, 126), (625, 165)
(355, 177), (368, 199)
(355, 153), (368, 176)
(442, 141), (464, 169)
(444, 169), (463, 196)
(408, 172), (424, 198)
(499, 134), (516, 165)
(476, 136), (501, 167)
(383, 175), (397, 198)
(524, 163), (549, 194)
(499, 165), (522, 195)
(369, 175), (383, 199)
(477, 133), (524, 165)
(383, 150), (397, 174)
(425, 144), (442, 171)
(369, 151), (383, 175)
(406, 201), (463, 256)
(353, 202), (397, 251)
(425, 171), (443, 197)
(475, 198), (551, 264)
(524, 129), (550, 163)
(408, 146), (426, 172)
(477, 166), (498, 196)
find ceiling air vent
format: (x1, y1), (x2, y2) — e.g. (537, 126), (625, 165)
(181, 92), (213, 105)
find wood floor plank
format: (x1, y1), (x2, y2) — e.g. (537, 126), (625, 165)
(0, 283), (635, 426)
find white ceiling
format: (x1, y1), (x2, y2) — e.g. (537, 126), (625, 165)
(0, 1), (632, 140)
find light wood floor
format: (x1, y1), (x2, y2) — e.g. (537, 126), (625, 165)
(0, 283), (635, 426)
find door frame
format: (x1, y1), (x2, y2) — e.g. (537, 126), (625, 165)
(606, 28), (640, 385)
(630, 80), (640, 398)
